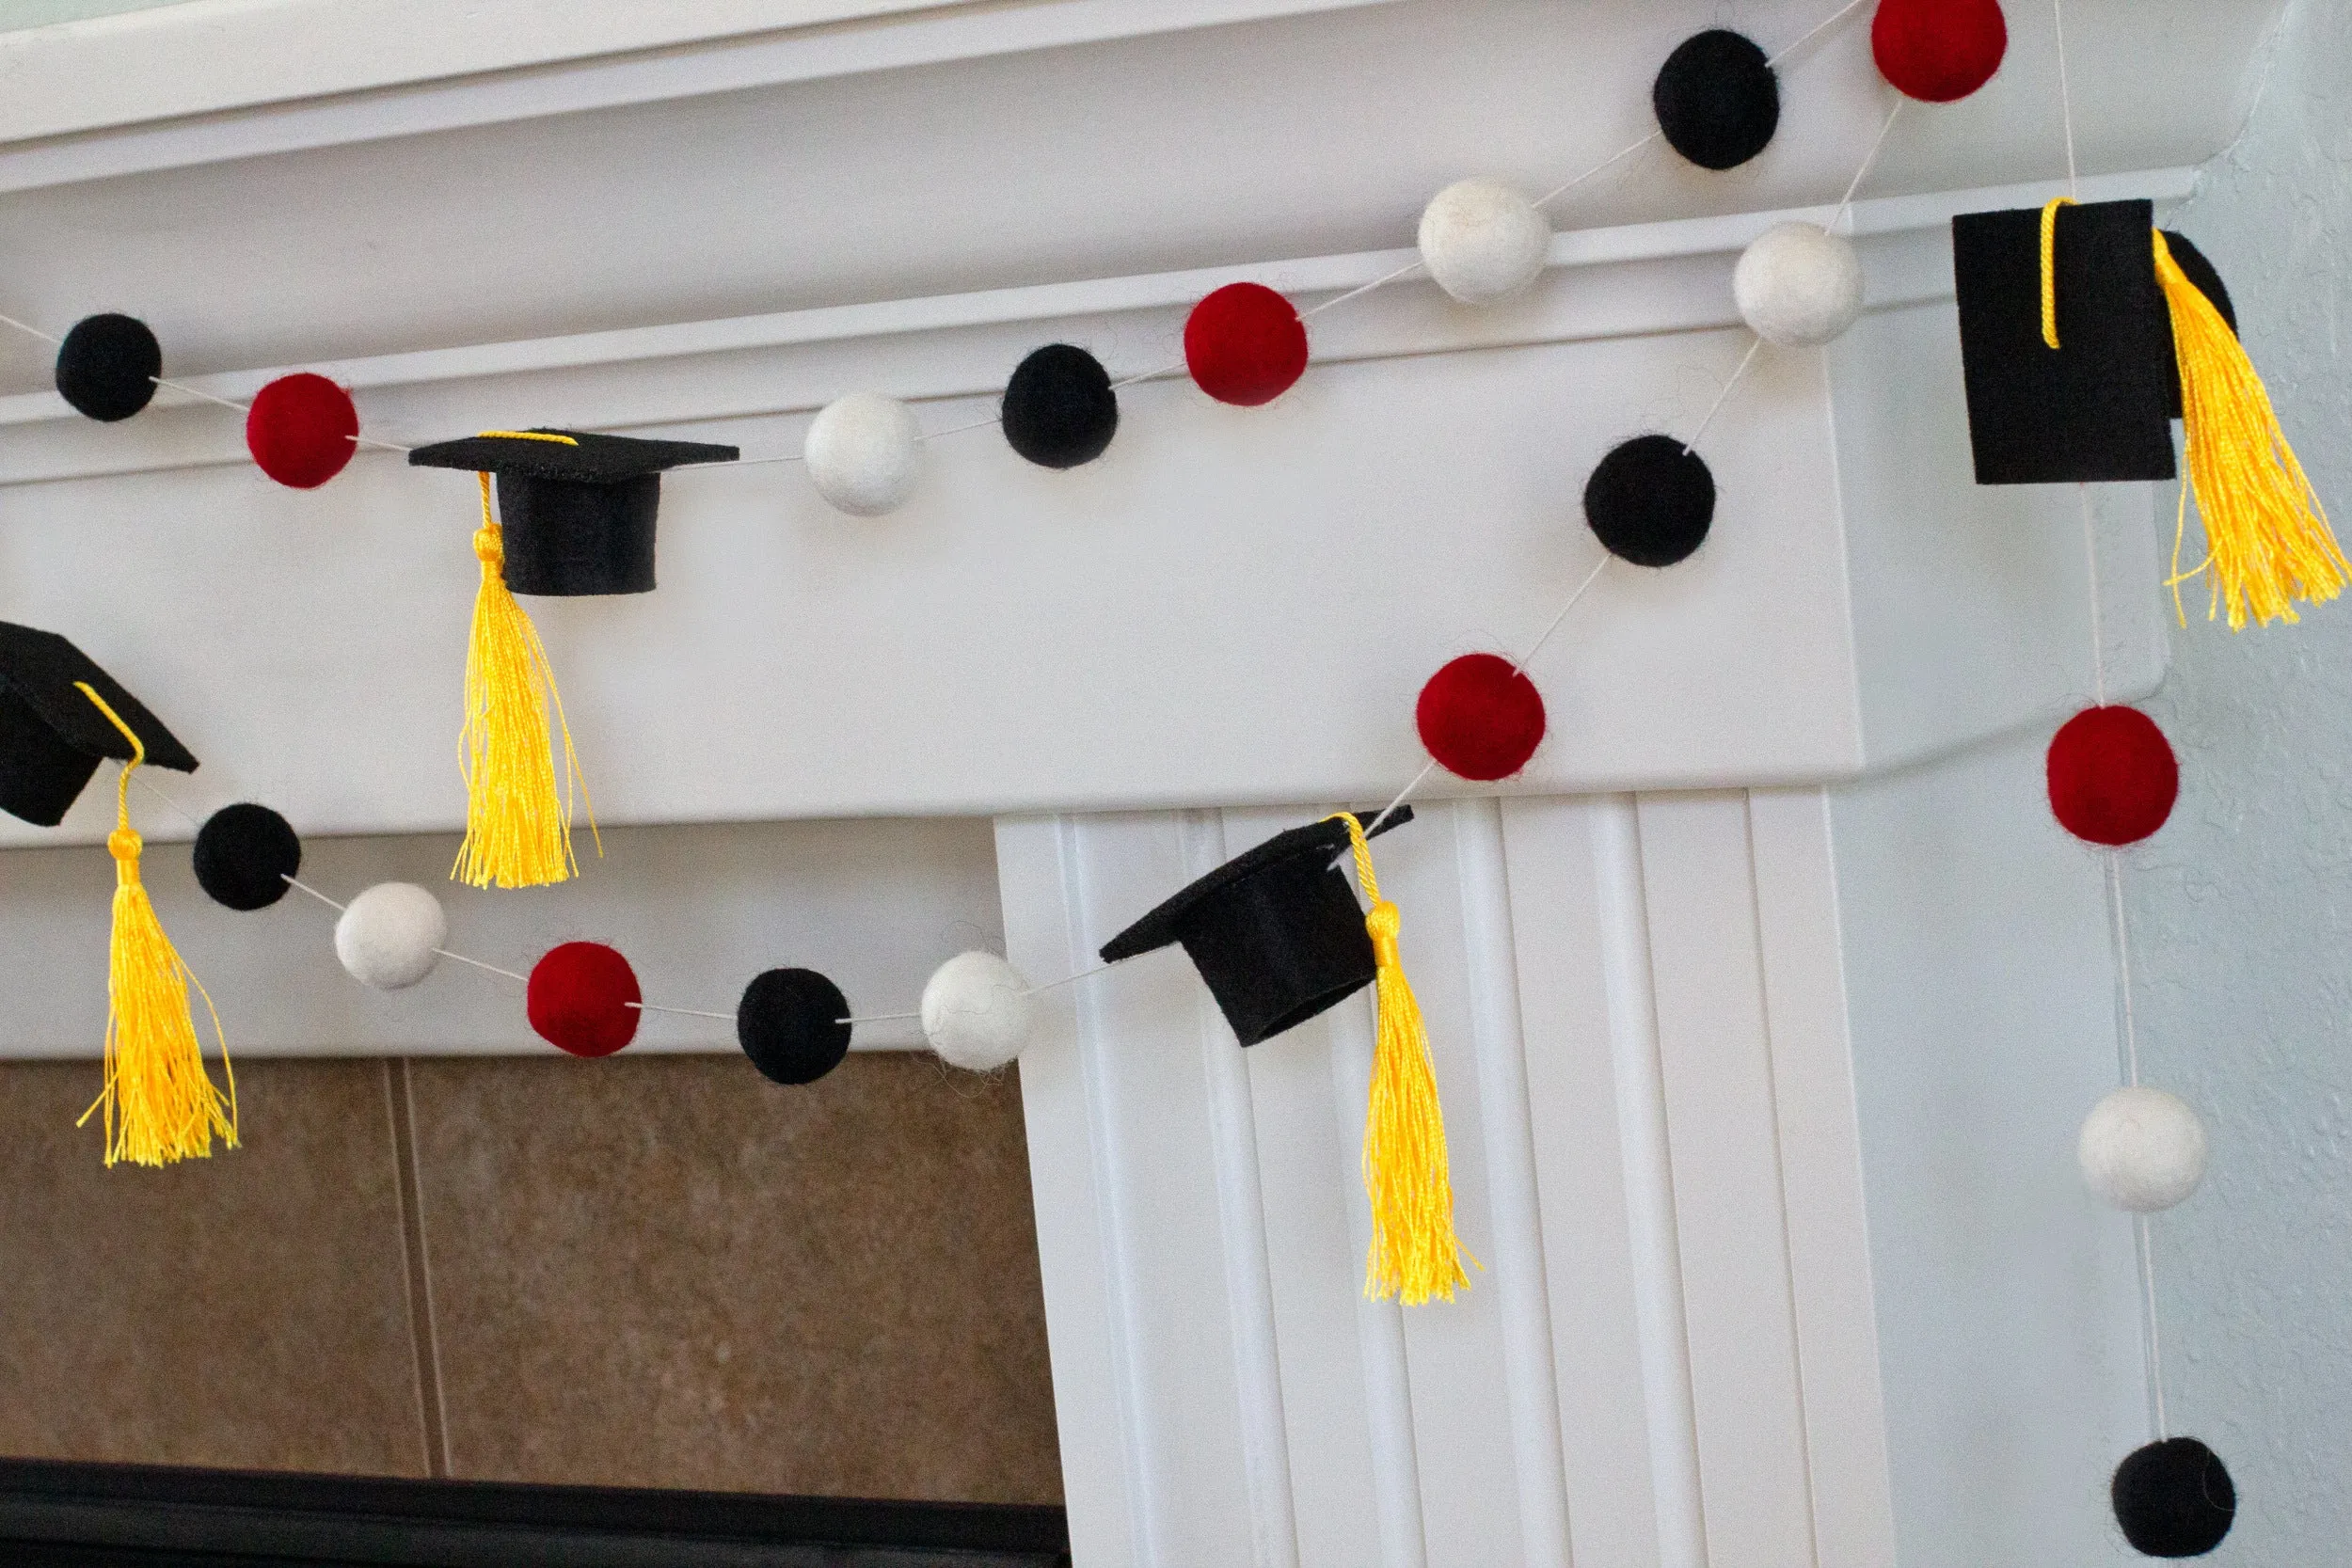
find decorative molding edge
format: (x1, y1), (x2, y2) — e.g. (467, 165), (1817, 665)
(0, 166), (2196, 489)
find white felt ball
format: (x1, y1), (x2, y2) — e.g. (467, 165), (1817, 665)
(1734, 222), (1865, 347)
(335, 882), (448, 991)
(1418, 178), (1550, 305)
(2079, 1085), (2209, 1212)
(804, 392), (921, 516)
(920, 951), (1035, 1072)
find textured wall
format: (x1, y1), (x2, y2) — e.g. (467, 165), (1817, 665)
(2128, 0), (2352, 1556)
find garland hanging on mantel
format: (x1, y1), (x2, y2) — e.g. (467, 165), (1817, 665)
(0, 1), (2309, 1550)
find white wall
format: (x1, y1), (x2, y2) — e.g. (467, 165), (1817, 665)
(2127, 0), (2352, 1556)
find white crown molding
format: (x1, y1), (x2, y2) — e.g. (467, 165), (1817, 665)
(0, 166), (2197, 488)
(0, 0), (1406, 194)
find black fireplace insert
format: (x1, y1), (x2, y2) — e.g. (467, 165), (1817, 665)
(0, 1459), (1071, 1566)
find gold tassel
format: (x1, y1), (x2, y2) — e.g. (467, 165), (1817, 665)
(1332, 812), (1473, 1305)
(453, 455), (596, 889)
(2153, 230), (2347, 628)
(71, 682), (236, 1167)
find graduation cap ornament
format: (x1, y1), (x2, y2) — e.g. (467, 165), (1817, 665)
(1101, 808), (1472, 1305)
(0, 623), (198, 828)
(0, 635), (236, 1165)
(1955, 198), (2344, 627)
(405, 430), (738, 889)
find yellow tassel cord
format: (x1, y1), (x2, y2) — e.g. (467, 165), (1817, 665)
(71, 682), (236, 1167)
(1331, 812), (1474, 1305)
(2039, 196), (2074, 351)
(2152, 231), (2347, 629)
(453, 436), (598, 889)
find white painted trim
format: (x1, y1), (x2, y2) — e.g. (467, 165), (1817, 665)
(1453, 800), (1575, 1568)
(0, 166), (2197, 489)
(1593, 797), (1709, 1568)
(0, 0), (1407, 194)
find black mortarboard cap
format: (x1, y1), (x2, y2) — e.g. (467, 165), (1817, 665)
(1953, 198), (2178, 485)
(406, 429), (739, 595)
(1100, 808), (1414, 1047)
(0, 622), (198, 827)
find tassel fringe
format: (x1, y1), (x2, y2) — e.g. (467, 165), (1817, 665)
(71, 682), (236, 1167)
(2154, 230), (2348, 629)
(1334, 813), (1473, 1306)
(453, 470), (596, 889)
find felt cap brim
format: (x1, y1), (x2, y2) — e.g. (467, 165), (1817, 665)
(407, 428), (739, 596)
(0, 621), (198, 828)
(1100, 807), (1413, 1047)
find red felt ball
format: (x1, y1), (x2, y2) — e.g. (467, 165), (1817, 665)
(2047, 706), (2178, 847)
(527, 942), (644, 1058)
(246, 372), (358, 489)
(1184, 282), (1310, 407)
(1871, 0), (2008, 103)
(1417, 653), (1548, 782)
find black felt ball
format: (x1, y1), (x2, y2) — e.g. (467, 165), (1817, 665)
(55, 314), (163, 422)
(1584, 435), (1716, 566)
(191, 802), (301, 911)
(2113, 1438), (2235, 1558)
(737, 967), (853, 1086)
(1001, 343), (1119, 468)
(1653, 29), (1781, 171)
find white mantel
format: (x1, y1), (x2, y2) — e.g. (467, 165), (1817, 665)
(0, 1), (2289, 1562)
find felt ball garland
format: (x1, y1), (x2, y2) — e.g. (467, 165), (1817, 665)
(1735, 223), (1866, 347)
(805, 391), (923, 515)
(1418, 178), (1550, 305)
(1416, 654), (1547, 781)
(737, 966), (853, 1085)
(55, 313), (162, 422)
(1653, 29), (1781, 171)
(1585, 436), (1716, 566)
(191, 803), (302, 911)
(1870, 0), (2008, 103)
(1184, 283), (1310, 406)
(1002, 343), (1119, 468)
(527, 941), (643, 1058)
(335, 882), (447, 991)
(2047, 706), (2178, 847)
(920, 951), (1035, 1072)
(2080, 1085), (2208, 1213)
(246, 372), (358, 489)
(2112, 1438), (2236, 1558)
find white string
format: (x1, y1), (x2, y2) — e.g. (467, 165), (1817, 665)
(432, 948), (530, 986)
(2082, 488), (2108, 705)
(2053, 0), (2081, 199)
(2139, 1212), (2169, 1438)
(1302, 257), (1426, 319)
(0, 310), (61, 346)
(627, 1000), (735, 1021)
(1769, 0), (1870, 67)
(1113, 360), (1185, 390)
(1514, 553), (1613, 673)
(1026, 961), (1119, 995)
(1825, 99), (1904, 237)
(1359, 762), (1438, 844)
(840, 1008), (923, 1025)
(1684, 337), (1765, 455)
(133, 773), (202, 830)
(1534, 132), (1662, 210)
(280, 875), (348, 914)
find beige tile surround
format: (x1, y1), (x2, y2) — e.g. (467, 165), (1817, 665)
(0, 1053), (1061, 1504)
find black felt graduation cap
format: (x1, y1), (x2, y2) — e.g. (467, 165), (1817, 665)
(1100, 808), (1414, 1047)
(406, 429), (739, 595)
(1953, 199), (2236, 485)
(1955, 198), (2173, 484)
(0, 622), (197, 827)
